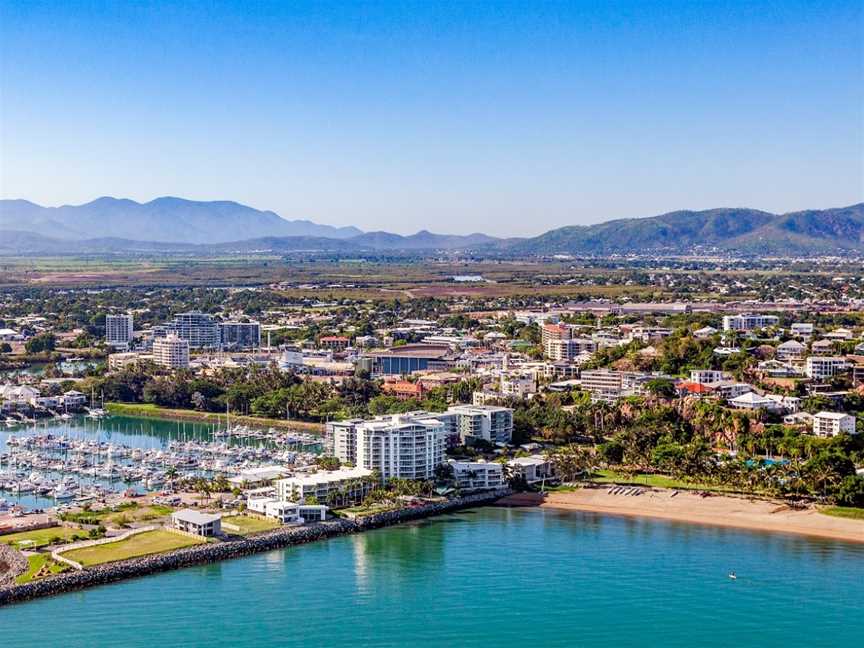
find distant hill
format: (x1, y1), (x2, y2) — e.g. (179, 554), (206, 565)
(505, 204), (864, 255)
(1, 197), (861, 256)
(0, 196), (363, 244)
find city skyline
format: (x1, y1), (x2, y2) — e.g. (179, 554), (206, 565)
(1, 1), (862, 236)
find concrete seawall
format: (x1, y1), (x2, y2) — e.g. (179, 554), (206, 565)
(0, 489), (510, 607)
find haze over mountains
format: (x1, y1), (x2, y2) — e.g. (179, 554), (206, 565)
(0, 197), (862, 256)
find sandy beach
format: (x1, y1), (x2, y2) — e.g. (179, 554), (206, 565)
(498, 487), (864, 544)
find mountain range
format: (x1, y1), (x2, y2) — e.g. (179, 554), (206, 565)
(0, 197), (862, 256)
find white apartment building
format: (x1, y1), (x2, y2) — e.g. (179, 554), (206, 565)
(276, 467), (373, 504)
(812, 412), (856, 437)
(246, 497), (328, 524)
(447, 405), (514, 444)
(500, 373), (536, 397)
(152, 334), (190, 369)
(805, 356), (848, 381)
(355, 414), (447, 481)
(105, 313), (133, 350)
(579, 370), (647, 402)
(689, 369), (725, 385)
(545, 337), (597, 361)
(722, 314), (780, 332)
(448, 460), (504, 491)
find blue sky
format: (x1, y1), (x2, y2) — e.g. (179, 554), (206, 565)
(1, 0), (861, 235)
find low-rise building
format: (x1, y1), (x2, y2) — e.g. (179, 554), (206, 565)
(507, 455), (556, 485)
(171, 509), (222, 536)
(812, 412), (856, 437)
(805, 356), (848, 380)
(448, 460), (504, 491)
(722, 314), (779, 332)
(276, 467), (374, 505)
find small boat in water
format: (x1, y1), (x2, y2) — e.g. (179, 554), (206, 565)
(728, 572), (737, 580)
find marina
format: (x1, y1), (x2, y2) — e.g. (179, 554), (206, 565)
(0, 414), (323, 510)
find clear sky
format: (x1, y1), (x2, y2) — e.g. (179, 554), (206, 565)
(1, 0), (861, 236)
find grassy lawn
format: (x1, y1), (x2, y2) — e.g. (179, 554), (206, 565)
(589, 470), (746, 493)
(820, 506), (864, 521)
(16, 554), (68, 584)
(61, 502), (174, 527)
(339, 503), (398, 518)
(105, 402), (324, 432)
(1, 526), (82, 549)
(61, 530), (205, 567)
(222, 515), (280, 535)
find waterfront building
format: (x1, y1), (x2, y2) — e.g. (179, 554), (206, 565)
(153, 334), (190, 368)
(812, 412), (856, 437)
(171, 509), (222, 537)
(448, 460), (504, 491)
(246, 498), (328, 524)
(105, 313), (134, 350)
(219, 321), (261, 350)
(506, 455), (556, 485)
(276, 467), (374, 505)
(722, 314), (780, 332)
(355, 413), (447, 480)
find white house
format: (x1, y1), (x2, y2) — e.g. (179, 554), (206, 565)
(171, 509), (222, 537)
(507, 455), (556, 485)
(805, 356), (848, 380)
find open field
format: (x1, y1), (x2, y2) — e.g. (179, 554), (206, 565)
(1, 527), (81, 549)
(61, 530), (205, 566)
(59, 502), (175, 527)
(222, 515), (281, 535)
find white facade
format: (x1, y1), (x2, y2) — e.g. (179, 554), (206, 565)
(171, 509), (221, 536)
(448, 460), (504, 490)
(812, 412), (856, 437)
(105, 313), (133, 350)
(355, 414), (447, 481)
(722, 314), (780, 332)
(507, 455), (555, 485)
(276, 467), (373, 504)
(805, 356), (848, 380)
(689, 370), (725, 385)
(152, 334), (190, 368)
(447, 405), (513, 444)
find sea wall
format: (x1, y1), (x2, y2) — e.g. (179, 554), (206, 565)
(0, 544), (28, 588)
(0, 489), (510, 607)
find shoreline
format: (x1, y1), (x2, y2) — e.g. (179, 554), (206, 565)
(497, 487), (864, 544)
(0, 490), (510, 607)
(105, 403), (325, 433)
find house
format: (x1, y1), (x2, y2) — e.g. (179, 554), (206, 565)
(812, 412), (856, 437)
(319, 336), (349, 352)
(693, 325), (718, 339)
(61, 390), (87, 408)
(689, 370), (725, 385)
(790, 323), (814, 339)
(775, 340), (806, 361)
(507, 455), (556, 485)
(246, 497), (329, 524)
(810, 339), (836, 356)
(728, 392), (797, 413)
(171, 509), (222, 537)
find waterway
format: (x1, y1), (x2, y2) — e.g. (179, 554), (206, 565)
(2, 507), (861, 646)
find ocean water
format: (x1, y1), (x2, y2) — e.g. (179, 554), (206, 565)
(2, 507), (862, 647)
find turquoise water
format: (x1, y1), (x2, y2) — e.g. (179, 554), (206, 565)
(2, 507), (862, 646)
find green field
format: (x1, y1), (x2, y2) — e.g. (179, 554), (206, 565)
(1, 526), (83, 549)
(16, 554), (68, 585)
(589, 470), (744, 493)
(60, 502), (174, 527)
(820, 506), (864, 521)
(221, 515), (280, 535)
(106, 402), (324, 432)
(61, 529), (205, 567)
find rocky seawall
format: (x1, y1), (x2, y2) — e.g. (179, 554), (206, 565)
(0, 543), (28, 588)
(0, 489), (510, 607)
